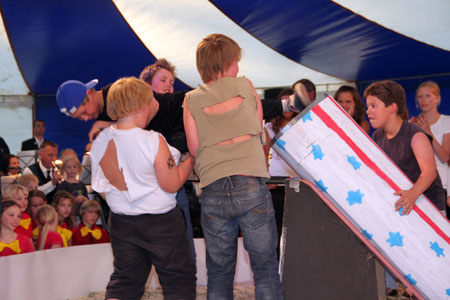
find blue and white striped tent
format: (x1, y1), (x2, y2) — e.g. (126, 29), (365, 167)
(0, 0), (449, 156)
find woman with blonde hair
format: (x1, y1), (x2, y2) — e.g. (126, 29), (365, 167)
(410, 81), (450, 214)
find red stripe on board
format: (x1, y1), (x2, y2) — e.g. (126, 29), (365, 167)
(312, 103), (450, 245)
(311, 105), (400, 191)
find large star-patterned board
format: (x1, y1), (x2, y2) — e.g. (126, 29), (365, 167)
(272, 95), (450, 299)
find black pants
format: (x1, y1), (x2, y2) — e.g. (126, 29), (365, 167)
(105, 207), (197, 300)
(269, 186), (285, 260)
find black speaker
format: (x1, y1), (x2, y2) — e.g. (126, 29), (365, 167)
(280, 180), (386, 300)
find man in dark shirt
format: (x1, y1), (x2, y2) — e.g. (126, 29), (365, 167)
(56, 79), (309, 153)
(57, 78), (309, 258)
(23, 140), (63, 204)
(21, 120), (47, 151)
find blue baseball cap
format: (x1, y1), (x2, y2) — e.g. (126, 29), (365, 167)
(56, 79), (98, 116)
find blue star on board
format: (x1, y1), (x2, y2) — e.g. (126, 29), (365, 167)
(362, 229), (373, 240)
(302, 111), (312, 123)
(314, 179), (328, 192)
(347, 155), (361, 170)
(430, 241), (445, 257)
(446, 288), (450, 296)
(386, 231), (404, 247)
(404, 274), (417, 286)
(311, 144), (324, 160)
(398, 207), (406, 216)
(275, 139), (286, 151)
(346, 189), (364, 206)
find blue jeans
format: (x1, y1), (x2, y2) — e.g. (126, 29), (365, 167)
(176, 187), (196, 259)
(201, 176), (283, 300)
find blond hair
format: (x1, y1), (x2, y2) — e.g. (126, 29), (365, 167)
(62, 155), (81, 176)
(4, 184), (28, 201)
(60, 148), (77, 161)
(36, 205), (57, 250)
(16, 174), (39, 188)
(107, 77), (154, 120)
(417, 81), (441, 106)
(196, 33), (241, 83)
(80, 199), (101, 216)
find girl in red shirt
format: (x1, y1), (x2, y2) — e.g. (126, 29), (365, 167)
(52, 191), (75, 246)
(35, 205), (64, 250)
(0, 201), (34, 256)
(4, 184), (32, 239)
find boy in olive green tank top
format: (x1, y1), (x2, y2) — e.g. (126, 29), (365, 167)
(184, 33), (283, 299)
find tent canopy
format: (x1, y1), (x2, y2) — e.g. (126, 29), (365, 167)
(0, 0), (449, 155)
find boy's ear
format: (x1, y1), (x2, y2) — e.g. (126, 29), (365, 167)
(389, 102), (399, 114)
(86, 89), (94, 102)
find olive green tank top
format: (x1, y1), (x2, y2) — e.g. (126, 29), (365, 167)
(186, 77), (269, 188)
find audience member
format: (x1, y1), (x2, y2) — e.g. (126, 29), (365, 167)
(5, 154), (21, 176)
(16, 173), (39, 192)
(140, 58), (175, 94)
(90, 77), (196, 300)
(184, 33), (283, 299)
(410, 81), (450, 211)
(4, 184), (32, 239)
(21, 120), (47, 151)
(59, 148), (78, 160)
(72, 200), (110, 245)
(0, 136), (10, 176)
(56, 155), (88, 217)
(0, 201), (34, 257)
(23, 141), (63, 203)
(52, 191), (75, 246)
(365, 80), (446, 215)
(35, 205), (65, 250)
(334, 85), (371, 134)
(27, 189), (47, 241)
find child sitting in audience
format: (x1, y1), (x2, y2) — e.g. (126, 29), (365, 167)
(365, 80), (446, 215)
(52, 191), (75, 246)
(4, 184), (32, 239)
(27, 189), (47, 241)
(16, 173), (39, 192)
(0, 201), (34, 256)
(72, 200), (110, 245)
(56, 155), (88, 215)
(35, 205), (65, 250)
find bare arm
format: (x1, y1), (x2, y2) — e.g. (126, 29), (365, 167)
(394, 132), (437, 215)
(154, 135), (195, 193)
(89, 120), (113, 142)
(412, 115), (450, 162)
(183, 97), (200, 158)
(433, 132), (450, 163)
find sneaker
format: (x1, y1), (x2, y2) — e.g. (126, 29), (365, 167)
(288, 82), (311, 112)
